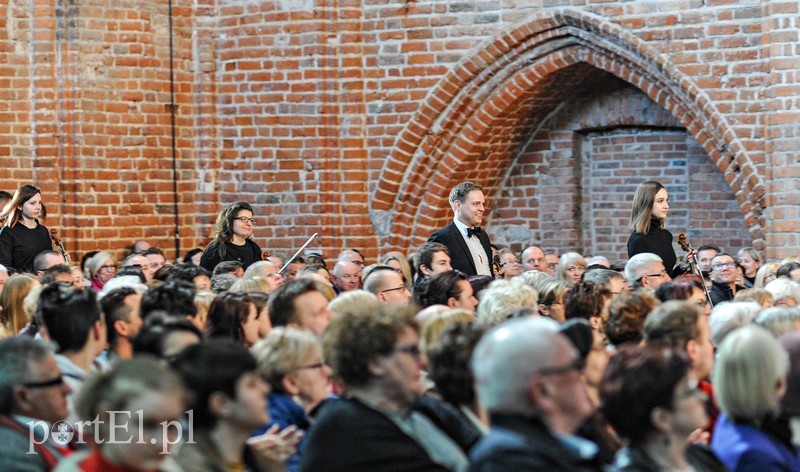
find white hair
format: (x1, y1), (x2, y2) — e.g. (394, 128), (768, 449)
(472, 317), (562, 414)
(755, 307), (800, 338)
(0, 263), (7, 274)
(97, 276), (148, 299)
(243, 261), (277, 280)
(475, 280), (538, 326)
(625, 253), (663, 285)
(708, 301), (759, 347)
(764, 278), (800, 306)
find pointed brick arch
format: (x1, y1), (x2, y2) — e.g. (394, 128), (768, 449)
(371, 8), (765, 251)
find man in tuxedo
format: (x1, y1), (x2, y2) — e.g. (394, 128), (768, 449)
(428, 182), (493, 277)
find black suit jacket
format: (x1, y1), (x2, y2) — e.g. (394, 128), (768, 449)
(428, 221), (494, 277)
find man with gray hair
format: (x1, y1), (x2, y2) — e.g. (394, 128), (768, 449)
(583, 268), (626, 296)
(625, 253), (671, 290)
(469, 317), (601, 470)
(0, 337), (73, 470)
(764, 278), (800, 308)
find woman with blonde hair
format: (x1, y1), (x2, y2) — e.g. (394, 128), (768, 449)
(557, 251), (587, 284)
(381, 251), (413, 288)
(87, 250), (117, 291)
(737, 247), (761, 288)
(536, 279), (570, 322)
(627, 181), (678, 277)
(754, 262), (781, 289)
(0, 273), (40, 335)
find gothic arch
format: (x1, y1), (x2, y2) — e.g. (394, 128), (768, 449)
(370, 8), (765, 250)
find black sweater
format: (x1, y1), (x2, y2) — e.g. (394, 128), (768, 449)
(627, 218), (678, 278)
(0, 223), (52, 273)
(199, 239), (262, 272)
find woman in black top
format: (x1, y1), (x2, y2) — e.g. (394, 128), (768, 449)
(627, 181), (678, 277)
(0, 185), (53, 273)
(200, 201), (263, 272)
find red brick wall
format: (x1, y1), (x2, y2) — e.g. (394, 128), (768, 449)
(1, 2), (796, 264)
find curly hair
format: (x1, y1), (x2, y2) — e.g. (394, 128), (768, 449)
(206, 201), (254, 260)
(565, 281), (611, 321)
(322, 304), (418, 388)
(605, 290), (661, 347)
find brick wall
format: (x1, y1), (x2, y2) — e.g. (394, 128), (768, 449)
(2, 1), (798, 264)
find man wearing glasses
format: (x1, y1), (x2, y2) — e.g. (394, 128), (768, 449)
(625, 253), (671, 290)
(708, 253), (741, 305)
(0, 337), (73, 471)
(363, 265), (412, 305)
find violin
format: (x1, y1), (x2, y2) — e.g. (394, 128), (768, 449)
(677, 233), (713, 308)
(49, 228), (71, 264)
(261, 250), (271, 261)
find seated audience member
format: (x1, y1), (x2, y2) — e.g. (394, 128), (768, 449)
(327, 290), (381, 318)
(419, 310), (475, 362)
(468, 275), (494, 301)
(69, 265), (85, 290)
(0, 337), (73, 471)
(535, 279), (569, 322)
(172, 340), (292, 471)
(337, 248), (365, 270)
(426, 322), (488, 433)
(183, 247), (203, 266)
(142, 247), (169, 273)
(754, 262), (781, 289)
(79, 251), (98, 286)
(0, 273), (40, 335)
(475, 280), (537, 326)
(230, 276), (272, 294)
(243, 261), (284, 292)
(605, 290), (661, 348)
(363, 264), (412, 305)
(98, 286), (143, 366)
(268, 279), (334, 336)
(655, 278), (711, 316)
(754, 307), (800, 338)
(381, 251), (413, 288)
(121, 253), (156, 282)
(545, 251), (560, 277)
(40, 264), (73, 286)
(59, 357), (187, 471)
(127, 240), (151, 256)
(778, 262), (800, 282)
(87, 251), (117, 291)
(210, 273), (239, 293)
(557, 252), (587, 284)
(199, 201), (263, 272)
(708, 301), (759, 347)
(140, 279), (198, 326)
(97, 275), (148, 297)
(113, 265), (146, 284)
(213, 260), (245, 279)
(643, 300), (717, 434)
(520, 245), (548, 273)
(33, 250), (65, 278)
(331, 260), (360, 294)
(297, 264), (332, 287)
(268, 253), (286, 270)
(248, 291), (272, 339)
(169, 263), (212, 292)
(765, 277), (800, 308)
(711, 325), (800, 471)
(600, 345), (722, 471)
(417, 270), (478, 312)
(193, 290), (215, 328)
(38, 284), (106, 423)
(206, 292), (261, 347)
(469, 317), (601, 471)
(696, 245), (721, 274)
(412, 242), (453, 293)
(252, 327), (331, 471)
(734, 287), (773, 308)
(708, 253), (741, 305)
(302, 305), (479, 471)
(565, 281), (612, 333)
(625, 253), (671, 290)
(737, 247), (761, 288)
(0, 263), (9, 292)
(583, 268), (626, 296)
(585, 255), (611, 268)
(493, 248), (522, 280)
(133, 313), (202, 360)
(778, 332), (800, 446)
(284, 256), (307, 282)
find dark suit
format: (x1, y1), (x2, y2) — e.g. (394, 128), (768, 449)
(429, 221), (493, 277)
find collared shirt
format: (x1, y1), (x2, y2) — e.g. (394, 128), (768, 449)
(452, 218), (491, 276)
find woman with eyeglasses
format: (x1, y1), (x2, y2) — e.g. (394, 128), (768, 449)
(627, 181), (680, 278)
(601, 344), (725, 471)
(87, 250), (117, 291)
(200, 201), (263, 272)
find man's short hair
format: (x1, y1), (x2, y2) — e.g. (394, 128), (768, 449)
(417, 270), (468, 308)
(40, 264), (73, 285)
(625, 253), (663, 286)
(362, 265), (397, 294)
(212, 261), (244, 277)
(33, 250), (62, 273)
(169, 264), (211, 284)
(140, 279), (197, 322)
(472, 317), (562, 414)
(777, 262), (800, 279)
(101, 287), (138, 346)
(448, 182), (482, 205)
(39, 284), (102, 353)
(697, 245), (721, 254)
(172, 340), (257, 429)
(143, 247), (165, 258)
(643, 300), (702, 350)
(268, 278), (323, 327)
(210, 273), (239, 293)
(582, 268), (624, 288)
(0, 337), (55, 414)
(322, 304), (418, 388)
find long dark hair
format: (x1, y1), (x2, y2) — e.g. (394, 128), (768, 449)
(629, 181), (666, 234)
(0, 185), (41, 228)
(206, 201), (254, 259)
(206, 292), (255, 345)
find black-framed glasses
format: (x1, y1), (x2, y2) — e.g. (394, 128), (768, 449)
(395, 344), (421, 359)
(21, 375), (64, 389)
(536, 357), (584, 377)
(639, 271), (668, 281)
(380, 285), (408, 295)
(234, 216), (257, 225)
(712, 262), (736, 271)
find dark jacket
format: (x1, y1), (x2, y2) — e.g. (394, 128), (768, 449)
(612, 444), (728, 472)
(301, 395), (479, 472)
(627, 218), (677, 278)
(0, 222), (52, 273)
(469, 414), (604, 472)
(199, 239), (262, 272)
(708, 281), (737, 305)
(428, 221), (493, 277)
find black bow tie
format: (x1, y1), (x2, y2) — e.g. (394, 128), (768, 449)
(467, 227), (481, 238)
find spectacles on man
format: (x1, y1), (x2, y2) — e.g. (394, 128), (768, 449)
(712, 262), (736, 271)
(638, 271), (668, 281)
(380, 285), (408, 295)
(234, 216), (257, 225)
(22, 375), (65, 389)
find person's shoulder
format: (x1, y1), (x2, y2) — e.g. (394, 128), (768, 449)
(429, 221), (456, 240)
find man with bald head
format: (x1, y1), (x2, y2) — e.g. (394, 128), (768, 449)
(332, 260), (360, 294)
(363, 265), (412, 305)
(520, 246), (548, 273)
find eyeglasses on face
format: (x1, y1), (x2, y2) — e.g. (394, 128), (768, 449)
(380, 285), (408, 295)
(712, 262), (736, 271)
(21, 375), (65, 389)
(234, 216), (257, 225)
(639, 271), (668, 281)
